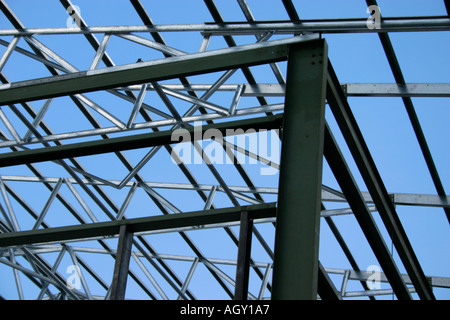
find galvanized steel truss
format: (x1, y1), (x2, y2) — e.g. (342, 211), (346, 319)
(0, 0), (449, 300)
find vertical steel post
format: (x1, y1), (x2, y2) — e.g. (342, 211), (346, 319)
(272, 39), (328, 300)
(110, 225), (133, 300)
(234, 210), (253, 300)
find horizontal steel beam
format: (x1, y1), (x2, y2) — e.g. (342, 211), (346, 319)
(0, 203), (276, 247)
(0, 114), (282, 167)
(0, 35), (319, 106)
(0, 103), (285, 149)
(0, 16), (448, 36)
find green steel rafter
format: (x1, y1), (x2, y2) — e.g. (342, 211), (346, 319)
(327, 38), (435, 301)
(0, 203), (277, 247)
(365, 0), (450, 228)
(323, 122), (412, 300)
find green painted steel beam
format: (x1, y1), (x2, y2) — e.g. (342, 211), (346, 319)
(323, 121), (412, 300)
(0, 203), (276, 247)
(272, 39), (328, 299)
(0, 35), (319, 106)
(0, 114), (283, 168)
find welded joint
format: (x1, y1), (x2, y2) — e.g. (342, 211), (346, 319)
(389, 193), (396, 209)
(341, 84), (348, 98)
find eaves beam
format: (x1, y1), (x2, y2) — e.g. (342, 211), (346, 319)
(0, 35), (318, 107)
(0, 203), (277, 247)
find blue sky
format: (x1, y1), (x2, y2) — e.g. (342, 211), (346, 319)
(0, 0), (449, 300)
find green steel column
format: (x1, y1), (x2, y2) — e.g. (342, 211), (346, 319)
(234, 210), (253, 300)
(272, 39), (328, 300)
(110, 225), (134, 300)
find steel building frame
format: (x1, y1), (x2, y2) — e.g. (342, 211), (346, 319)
(0, 0), (449, 300)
